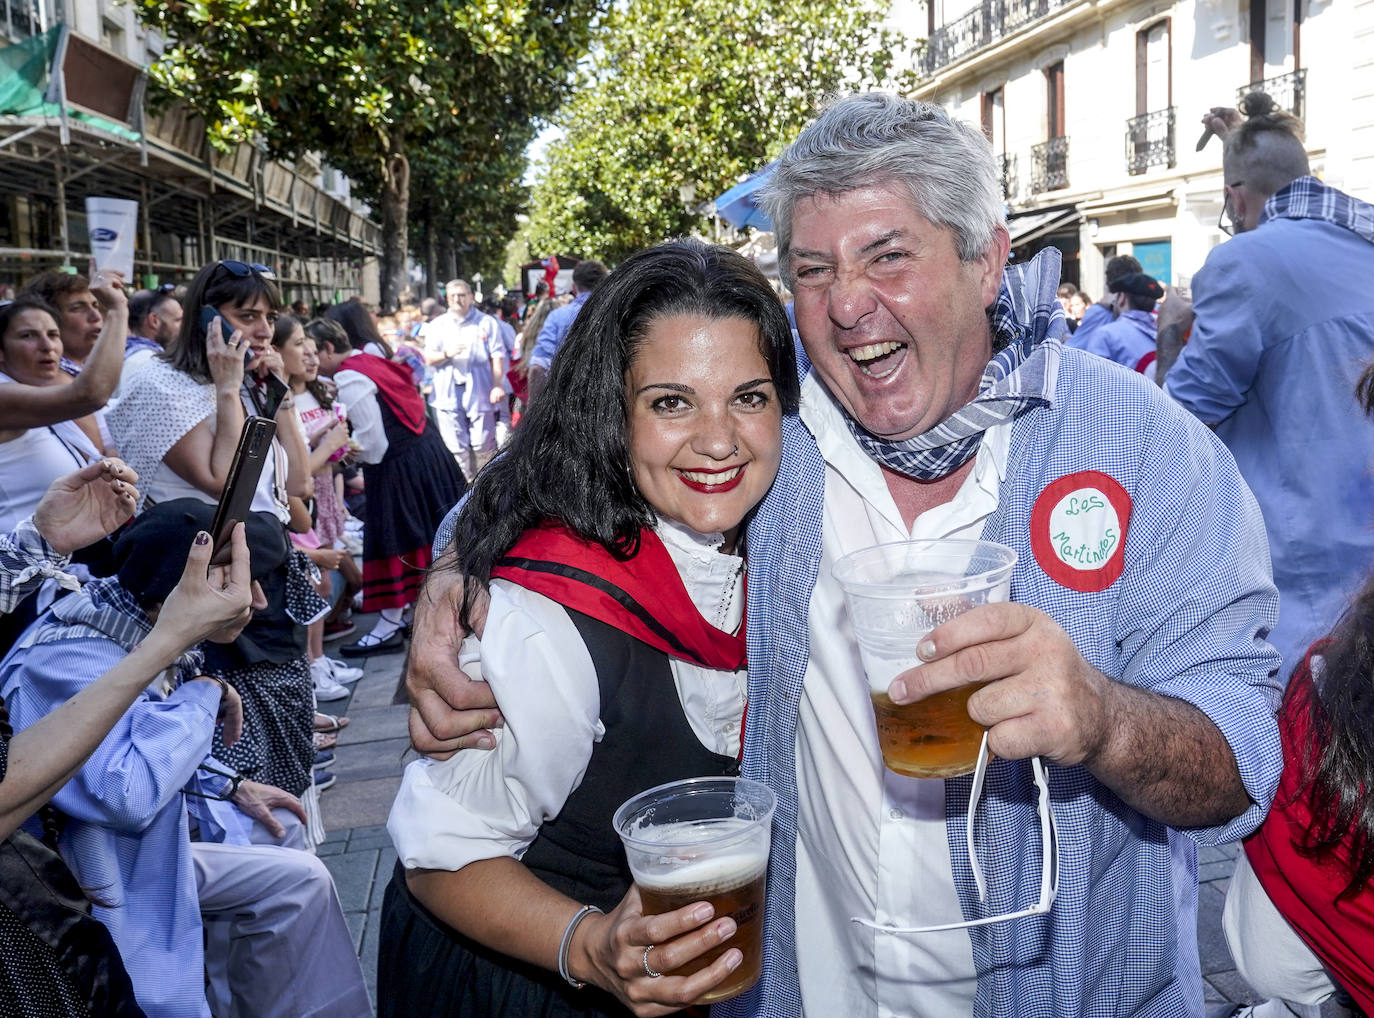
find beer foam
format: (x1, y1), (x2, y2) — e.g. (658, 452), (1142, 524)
(635, 849), (768, 896)
(858, 647), (923, 695)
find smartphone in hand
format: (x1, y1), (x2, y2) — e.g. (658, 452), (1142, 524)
(209, 416), (277, 566)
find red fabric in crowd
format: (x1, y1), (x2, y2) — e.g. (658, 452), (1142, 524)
(1245, 646), (1374, 1015)
(490, 523), (746, 671)
(340, 352), (426, 435)
(361, 543), (432, 612)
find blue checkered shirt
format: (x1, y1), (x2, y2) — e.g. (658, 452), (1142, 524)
(720, 309), (1283, 1015)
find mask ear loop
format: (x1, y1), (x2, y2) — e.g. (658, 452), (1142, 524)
(1031, 753), (1059, 910)
(851, 733), (1060, 935)
(967, 729), (991, 902)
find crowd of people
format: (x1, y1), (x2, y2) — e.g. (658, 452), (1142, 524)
(2, 87), (1373, 1018)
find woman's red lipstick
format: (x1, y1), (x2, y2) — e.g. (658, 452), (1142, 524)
(676, 466), (745, 493)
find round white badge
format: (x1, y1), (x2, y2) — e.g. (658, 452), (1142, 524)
(1030, 471), (1132, 592)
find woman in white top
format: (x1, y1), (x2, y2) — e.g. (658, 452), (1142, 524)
(0, 280), (127, 533)
(0, 291), (127, 652)
(106, 260), (330, 837)
(382, 240), (800, 1017)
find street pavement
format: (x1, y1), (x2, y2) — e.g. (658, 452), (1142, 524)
(314, 623), (1355, 1018)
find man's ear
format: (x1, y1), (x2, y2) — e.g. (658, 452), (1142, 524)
(975, 225), (1012, 307)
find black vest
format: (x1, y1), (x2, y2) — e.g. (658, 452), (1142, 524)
(521, 609), (739, 913)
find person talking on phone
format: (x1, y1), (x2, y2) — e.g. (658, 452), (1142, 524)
(107, 260), (333, 845)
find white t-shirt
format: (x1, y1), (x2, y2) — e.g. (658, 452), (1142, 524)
(389, 519), (748, 872)
(794, 374), (1010, 1018)
(0, 376), (104, 531)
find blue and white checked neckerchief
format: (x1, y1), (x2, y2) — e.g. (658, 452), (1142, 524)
(22, 576), (204, 681)
(1262, 174), (1374, 245)
(842, 255), (1066, 480)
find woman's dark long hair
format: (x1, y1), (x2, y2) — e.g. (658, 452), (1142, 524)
(448, 238), (799, 630)
(325, 299), (393, 360)
(272, 314), (332, 409)
(163, 261), (282, 383)
(1291, 369), (1374, 900)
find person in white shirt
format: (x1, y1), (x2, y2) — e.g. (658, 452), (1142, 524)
(420, 279), (505, 480)
(379, 240), (799, 1018)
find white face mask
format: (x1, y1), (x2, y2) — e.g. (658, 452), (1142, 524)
(851, 734), (1059, 935)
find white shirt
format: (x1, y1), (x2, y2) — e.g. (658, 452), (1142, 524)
(389, 519), (748, 872)
(333, 354), (386, 464)
(793, 374), (1010, 1018)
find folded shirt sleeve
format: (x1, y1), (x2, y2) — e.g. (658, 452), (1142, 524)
(389, 579), (604, 871)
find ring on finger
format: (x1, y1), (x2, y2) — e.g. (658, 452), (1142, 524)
(641, 944), (662, 979)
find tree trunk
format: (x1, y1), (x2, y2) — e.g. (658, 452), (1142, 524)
(422, 215), (437, 303)
(378, 127), (410, 313)
(439, 236), (457, 283)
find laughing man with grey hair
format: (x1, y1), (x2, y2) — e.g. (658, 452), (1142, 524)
(407, 92), (1283, 1017)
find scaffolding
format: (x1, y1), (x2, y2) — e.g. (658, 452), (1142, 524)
(0, 25), (382, 302)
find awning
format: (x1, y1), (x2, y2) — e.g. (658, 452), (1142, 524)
(1006, 205), (1081, 247)
(713, 163), (776, 231)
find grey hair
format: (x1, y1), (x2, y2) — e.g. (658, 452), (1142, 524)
(759, 92), (1005, 283)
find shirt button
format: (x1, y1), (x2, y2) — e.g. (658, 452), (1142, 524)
(888, 808), (904, 821)
(724, 721), (738, 732)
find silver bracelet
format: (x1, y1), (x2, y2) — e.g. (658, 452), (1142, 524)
(557, 903), (603, 989)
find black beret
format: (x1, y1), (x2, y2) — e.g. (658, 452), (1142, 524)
(1107, 272), (1164, 300)
(114, 499), (287, 607)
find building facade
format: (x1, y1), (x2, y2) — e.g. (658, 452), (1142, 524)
(0, 0), (381, 303)
(908, 0), (1367, 298)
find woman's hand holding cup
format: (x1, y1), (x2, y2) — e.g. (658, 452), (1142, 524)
(571, 885), (742, 1017)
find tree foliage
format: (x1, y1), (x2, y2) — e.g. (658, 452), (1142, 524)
(525, 0), (917, 263)
(130, 0), (604, 306)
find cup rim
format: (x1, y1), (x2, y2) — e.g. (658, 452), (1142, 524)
(613, 776), (777, 852)
(832, 538), (1018, 596)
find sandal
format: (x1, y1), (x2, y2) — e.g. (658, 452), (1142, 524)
(314, 731), (338, 750)
(313, 712), (350, 734)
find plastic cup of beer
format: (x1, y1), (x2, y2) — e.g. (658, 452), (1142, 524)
(833, 539), (1018, 779)
(613, 776), (775, 1003)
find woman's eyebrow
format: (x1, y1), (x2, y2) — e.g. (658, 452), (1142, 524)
(635, 381), (694, 396)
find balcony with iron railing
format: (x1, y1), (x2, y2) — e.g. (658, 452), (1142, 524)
(1030, 137), (1069, 193)
(1125, 108), (1176, 175)
(920, 0), (1076, 77)
(1236, 68), (1307, 122)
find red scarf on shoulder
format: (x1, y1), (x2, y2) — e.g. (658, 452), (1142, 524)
(1244, 643), (1374, 1016)
(339, 352), (425, 435)
(489, 523), (746, 671)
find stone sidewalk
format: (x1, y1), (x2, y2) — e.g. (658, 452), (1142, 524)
(314, 630), (410, 1012)
(312, 632), (1350, 1017)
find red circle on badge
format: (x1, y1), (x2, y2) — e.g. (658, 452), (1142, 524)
(1030, 470), (1132, 593)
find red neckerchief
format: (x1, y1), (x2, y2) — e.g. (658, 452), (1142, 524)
(339, 352), (425, 435)
(490, 523), (747, 672)
(1244, 641), (1374, 1016)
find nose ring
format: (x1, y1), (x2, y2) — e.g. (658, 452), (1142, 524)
(731, 445), (739, 458)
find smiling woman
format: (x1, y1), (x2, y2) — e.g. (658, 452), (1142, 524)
(379, 239), (799, 1018)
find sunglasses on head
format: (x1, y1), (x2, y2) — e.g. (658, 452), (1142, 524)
(213, 259), (276, 282)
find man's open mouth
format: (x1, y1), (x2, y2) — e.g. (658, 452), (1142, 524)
(846, 341), (907, 379)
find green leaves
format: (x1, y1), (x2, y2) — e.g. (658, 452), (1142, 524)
(526, 0), (913, 262)
(130, 0), (605, 303)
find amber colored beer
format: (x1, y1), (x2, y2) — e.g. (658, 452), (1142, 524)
(637, 862), (767, 1004)
(870, 682), (987, 778)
